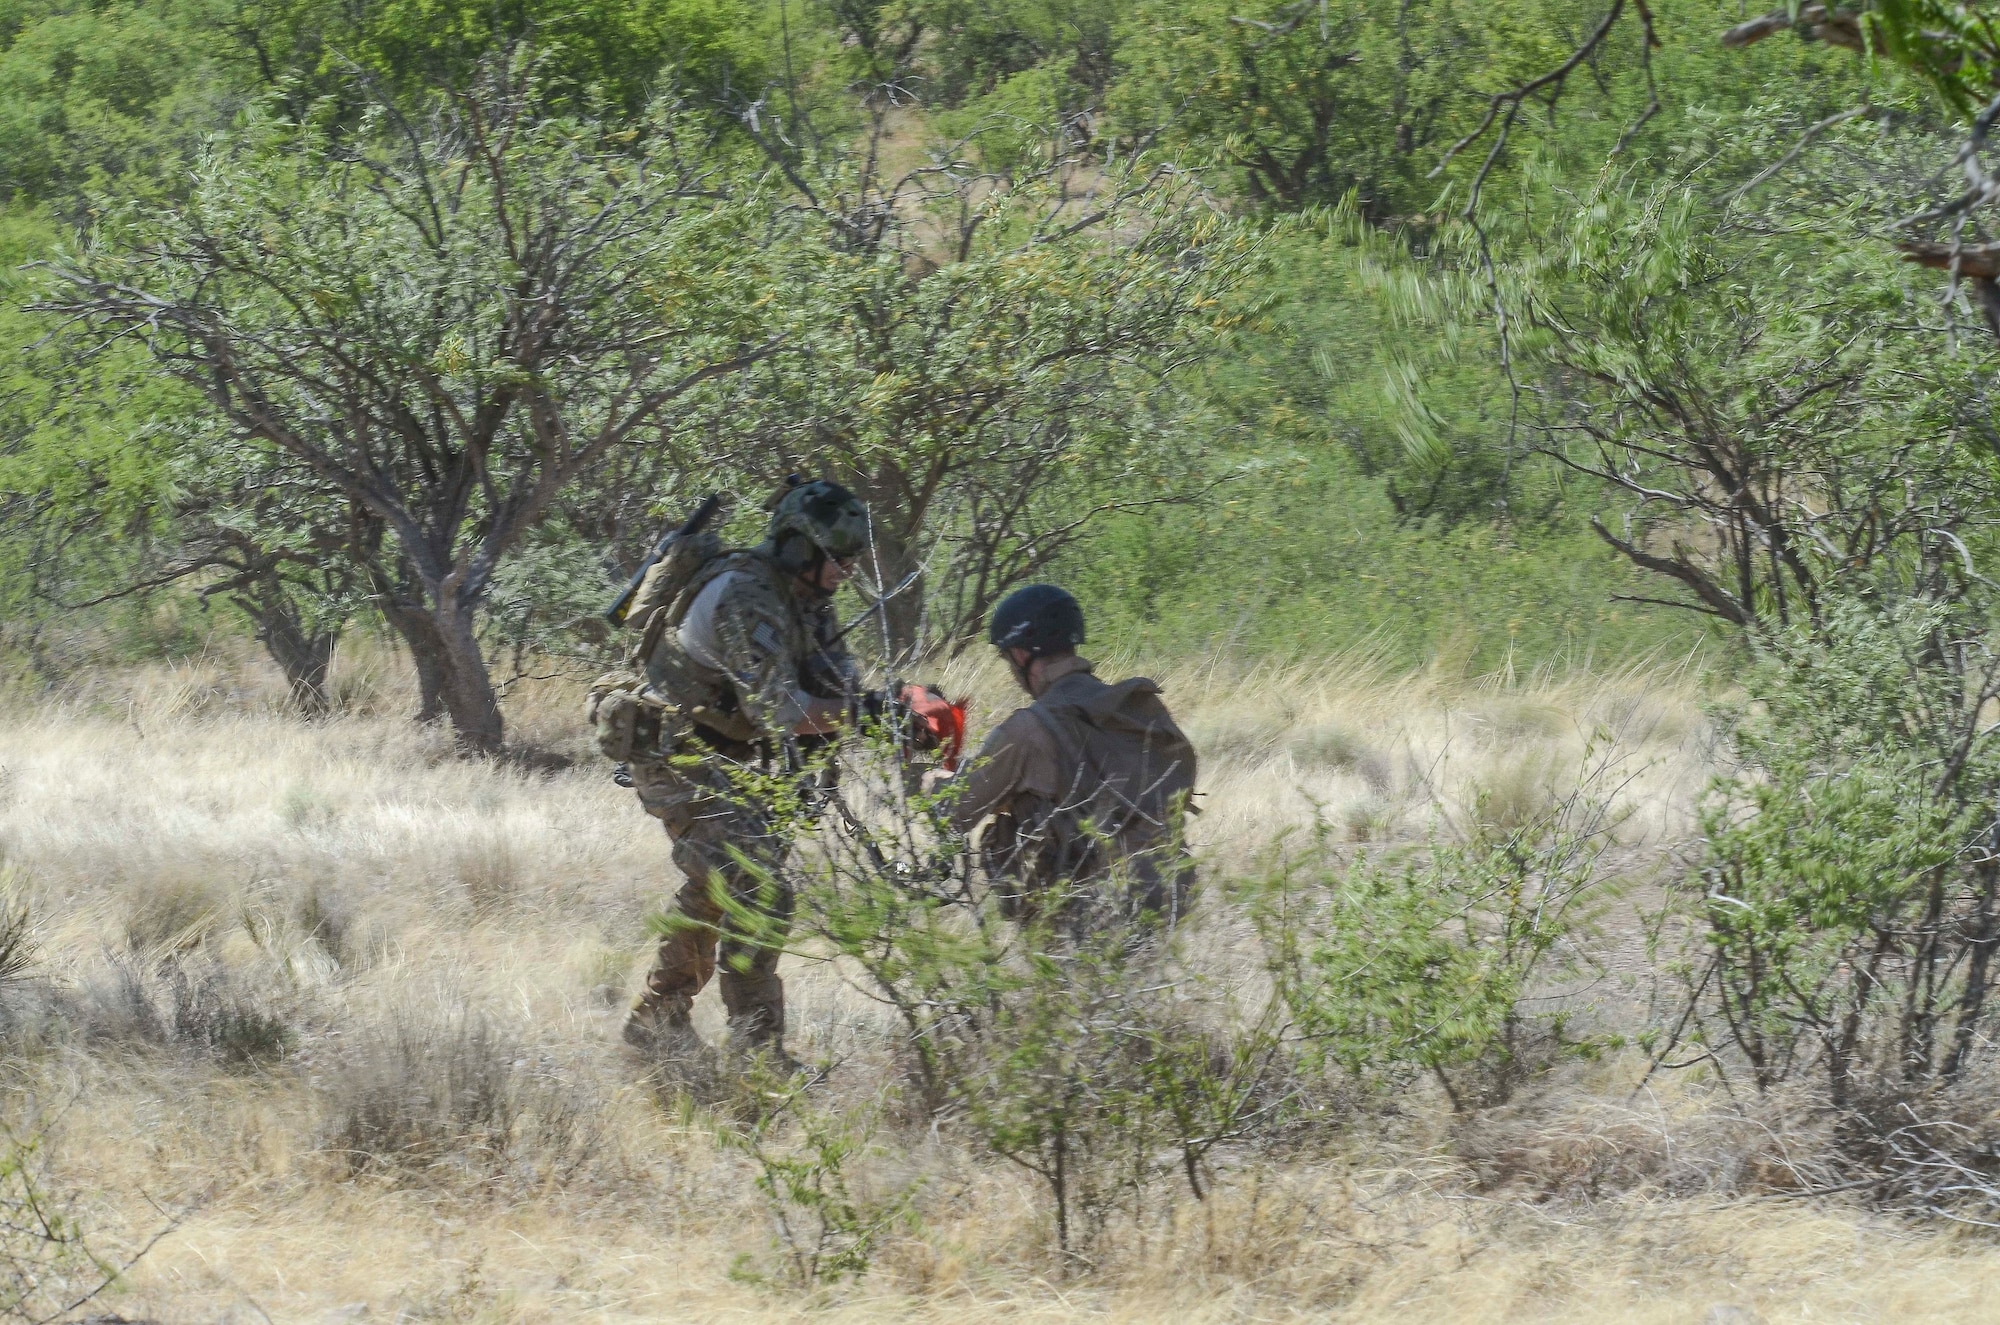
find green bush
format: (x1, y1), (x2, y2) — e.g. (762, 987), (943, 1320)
(1685, 598), (2000, 1117)
(720, 1074), (922, 1289)
(698, 733), (1289, 1268)
(1244, 768), (1623, 1111)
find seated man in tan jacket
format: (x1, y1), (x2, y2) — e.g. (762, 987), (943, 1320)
(940, 585), (1198, 929)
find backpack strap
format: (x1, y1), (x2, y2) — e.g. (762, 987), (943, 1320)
(629, 597), (676, 670)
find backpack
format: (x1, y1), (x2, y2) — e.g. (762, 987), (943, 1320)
(624, 529), (729, 668)
(1025, 676), (1199, 924)
(583, 528), (729, 761)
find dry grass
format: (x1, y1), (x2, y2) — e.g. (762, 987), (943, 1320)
(2, 639), (1995, 1323)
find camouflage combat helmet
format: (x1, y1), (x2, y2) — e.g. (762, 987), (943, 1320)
(767, 479), (869, 566)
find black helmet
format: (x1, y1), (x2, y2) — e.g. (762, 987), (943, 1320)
(988, 584), (1085, 657)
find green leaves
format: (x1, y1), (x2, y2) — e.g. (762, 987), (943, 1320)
(0, 0), (213, 204)
(676, 141), (1265, 649)
(0, 1104), (122, 1324)
(1841, 0), (1997, 117)
(1246, 777), (1619, 1110)
(1688, 595), (2000, 1108)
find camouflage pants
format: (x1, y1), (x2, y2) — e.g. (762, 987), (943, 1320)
(627, 753), (794, 1047)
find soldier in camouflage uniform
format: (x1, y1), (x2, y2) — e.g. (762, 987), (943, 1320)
(620, 480), (871, 1062)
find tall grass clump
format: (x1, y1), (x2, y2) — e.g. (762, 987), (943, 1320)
(0, 895), (32, 989)
(58, 953), (292, 1067)
(316, 1007), (606, 1191)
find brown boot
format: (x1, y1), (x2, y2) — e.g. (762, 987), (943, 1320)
(622, 989), (704, 1056)
(717, 968), (798, 1073)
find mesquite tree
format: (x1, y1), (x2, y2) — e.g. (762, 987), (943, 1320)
(16, 408), (372, 714)
(1530, 182), (1992, 632)
(1415, 139), (2000, 1188)
(1382, 143), (2000, 637)
(42, 61), (774, 750)
(1434, 0), (2000, 342)
(671, 24), (1264, 659)
(696, 141), (1259, 656)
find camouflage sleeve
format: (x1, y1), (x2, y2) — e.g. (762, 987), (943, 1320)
(948, 713), (1037, 836)
(805, 601), (861, 698)
(709, 582), (842, 736)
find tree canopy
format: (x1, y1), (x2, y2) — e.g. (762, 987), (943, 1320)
(3, 0), (1999, 746)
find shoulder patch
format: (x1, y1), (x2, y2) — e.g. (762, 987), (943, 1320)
(751, 620), (784, 658)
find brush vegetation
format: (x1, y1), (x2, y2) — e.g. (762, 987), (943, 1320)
(0, 642), (1984, 1324)
(7, 0), (2000, 1318)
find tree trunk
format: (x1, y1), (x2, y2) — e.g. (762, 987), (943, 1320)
(432, 581), (505, 754)
(377, 598), (450, 724)
(884, 578), (925, 663)
(262, 617), (337, 716)
(411, 643), (449, 725)
(376, 585), (503, 750)
(233, 586), (337, 716)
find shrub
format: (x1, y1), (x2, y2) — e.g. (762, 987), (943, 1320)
(0, 894), (32, 988)
(1, 1102), (120, 1325)
(72, 956), (293, 1067)
(951, 935), (1285, 1263)
(700, 733), (1289, 1268)
(1244, 763), (1623, 1112)
(1671, 596), (2000, 1216)
(720, 1074), (923, 1289)
(0, 896), (49, 1051)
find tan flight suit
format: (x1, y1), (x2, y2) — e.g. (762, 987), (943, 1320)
(950, 655), (1197, 926)
(624, 549), (850, 1051)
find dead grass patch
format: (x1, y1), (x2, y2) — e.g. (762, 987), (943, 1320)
(14, 645), (1968, 1322)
